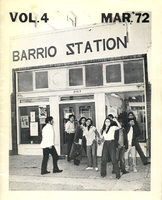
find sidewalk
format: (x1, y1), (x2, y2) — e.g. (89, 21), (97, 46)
(9, 155), (150, 191)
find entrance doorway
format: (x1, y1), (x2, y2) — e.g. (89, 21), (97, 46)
(59, 102), (95, 155)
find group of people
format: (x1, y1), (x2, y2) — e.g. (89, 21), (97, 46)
(40, 111), (150, 179)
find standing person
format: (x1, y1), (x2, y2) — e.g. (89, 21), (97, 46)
(65, 114), (76, 162)
(100, 117), (121, 179)
(128, 112), (150, 165)
(70, 117), (86, 166)
(82, 134), (87, 155)
(40, 116), (63, 175)
(125, 118), (139, 172)
(84, 118), (100, 171)
(114, 119), (129, 174)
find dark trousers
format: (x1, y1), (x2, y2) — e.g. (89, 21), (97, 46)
(67, 133), (75, 160)
(135, 140), (147, 164)
(74, 159), (80, 165)
(117, 146), (126, 172)
(41, 146), (59, 173)
(82, 136), (87, 154)
(101, 140), (120, 178)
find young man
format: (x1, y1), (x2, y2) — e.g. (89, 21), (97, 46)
(114, 119), (129, 175)
(65, 114), (76, 161)
(40, 116), (63, 175)
(125, 118), (139, 172)
(128, 112), (150, 165)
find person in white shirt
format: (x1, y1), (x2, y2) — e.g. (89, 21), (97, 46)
(40, 116), (62, 175)
(100, 117), (121, 179)
(125, 118), (138, 172)
(65, 114), (76, 161)
(83, 118), (101, 171)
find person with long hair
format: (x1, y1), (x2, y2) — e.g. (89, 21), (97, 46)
(70, 117), (86, 166)
(84, 118), (100, 171)
(100, 117), (121, 179)
(127, 112), (150, 165)
(124, 118), (138, 172)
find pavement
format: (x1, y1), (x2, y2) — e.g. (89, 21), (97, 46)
(9, 155), (150, 191)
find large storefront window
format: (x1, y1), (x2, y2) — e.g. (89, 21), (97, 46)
(19, 105), (50, 144)
(106, 91), (146, 142)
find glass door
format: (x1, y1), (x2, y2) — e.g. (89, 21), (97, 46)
(59, 102), (95, 155)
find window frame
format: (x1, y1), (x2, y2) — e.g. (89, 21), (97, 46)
(68, 66), (85, 88)
(33, 70), (49, 91)
(16, 71), (34, 93)
(123, 59), (145, 85)
(85, 64), (103, 87)
(103, 62), (124, 86)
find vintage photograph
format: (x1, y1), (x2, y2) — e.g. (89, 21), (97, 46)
(1, 1), (162, 199)
(8, 9), (151, 191)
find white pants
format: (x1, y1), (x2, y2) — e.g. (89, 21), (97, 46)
(124, 145), (136, 167)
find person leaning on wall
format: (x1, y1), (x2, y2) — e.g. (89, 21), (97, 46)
(40, 116), (63, 175)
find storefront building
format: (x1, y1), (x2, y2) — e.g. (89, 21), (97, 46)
(10, 23), (151, 157)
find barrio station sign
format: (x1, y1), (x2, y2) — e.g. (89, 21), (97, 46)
(13, 36), (127, 62)
(10, 22), (151, 68)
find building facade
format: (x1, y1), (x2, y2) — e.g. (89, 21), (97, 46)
(10, 23), (151, 156)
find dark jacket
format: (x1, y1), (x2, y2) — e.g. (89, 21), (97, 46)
(70, 124), (83, 161)
(126, 124), (141, 146)
(73, 125), (83, 143)
(115, 128), (128, 150)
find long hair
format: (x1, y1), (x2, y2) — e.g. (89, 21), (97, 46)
(128, 111), (135, 118)
(128, 111), (137, 122)
(101, 118), (117, 134)
(86, 118), (93, 131)
(79, 117), (86, 125)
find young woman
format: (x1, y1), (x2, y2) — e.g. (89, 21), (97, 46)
(84, 118), (100, 171)
(100, 117), (121, 179)
(70, 117), (86, 166)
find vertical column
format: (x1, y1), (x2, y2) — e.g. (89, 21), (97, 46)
(94, 93), (105, 156)
(50, 96), (60, 155)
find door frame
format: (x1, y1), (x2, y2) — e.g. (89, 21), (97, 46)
(59, 102), (95, 155)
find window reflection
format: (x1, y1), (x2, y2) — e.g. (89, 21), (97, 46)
(79, 106), (92, 118)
